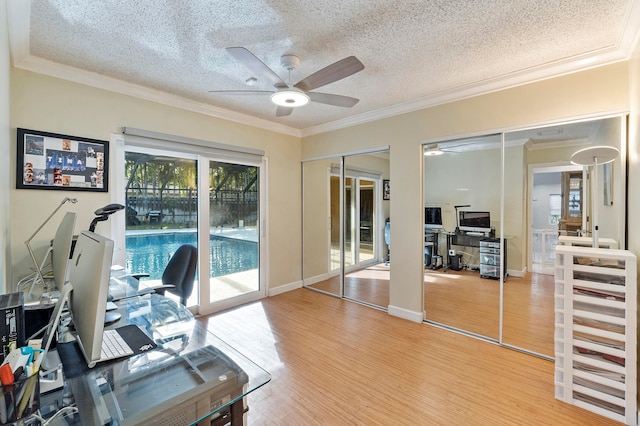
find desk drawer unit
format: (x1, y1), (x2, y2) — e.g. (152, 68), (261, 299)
(479, 238), (506, 279)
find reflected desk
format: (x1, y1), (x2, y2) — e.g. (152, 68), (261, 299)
(56, 293), (271, 425)
(442, 231), (509, 279)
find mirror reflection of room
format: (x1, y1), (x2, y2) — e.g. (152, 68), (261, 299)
(302, 151), (390, 309)
(423, 134), (502, 341)
(422, 116), (626, 358)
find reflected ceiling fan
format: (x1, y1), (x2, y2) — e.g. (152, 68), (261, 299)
(210, 47), (364, 117)
(424, 140), (486, 156)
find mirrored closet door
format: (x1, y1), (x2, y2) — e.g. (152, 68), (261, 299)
(302, 158), (342, 297)
(343, 152), (390, 308)
(423, 134), (502, 341)
(422, 115), (627, 358)
(502, 116), (626, 357)
(303, 150), (390, 309)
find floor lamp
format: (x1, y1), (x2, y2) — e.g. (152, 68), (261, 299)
(570, 146), (619, 248)
(24, 197), (77, 294)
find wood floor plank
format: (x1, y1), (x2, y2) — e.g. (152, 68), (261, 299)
(199, 289), (617, 425)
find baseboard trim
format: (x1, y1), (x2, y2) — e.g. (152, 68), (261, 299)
(268, 280), (302, 297)
(301, 272), (336, 286)
(507, 268), (526, 278)
(388, 305), (423, 323)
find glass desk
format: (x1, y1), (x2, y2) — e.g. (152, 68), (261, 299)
(55, 293), (270, 425)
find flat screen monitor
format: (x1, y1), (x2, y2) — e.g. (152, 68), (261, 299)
(67, 230), (114, 368)
(459, 211), (491, 232)
(425, 207), (443, 229)
(51, 212), (76, 290)
(38, 283), (73, 371)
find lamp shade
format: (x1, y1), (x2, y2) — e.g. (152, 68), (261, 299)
(569, 145), (619, 249)
(570, 145), (619, 166)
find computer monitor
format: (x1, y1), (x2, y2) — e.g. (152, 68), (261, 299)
(425, 207), (443, 229)
(67, 231), (114, 368)
(51, 212), (76, 290)
(458, 211), (491, 233)
(38, 283), (73, 372)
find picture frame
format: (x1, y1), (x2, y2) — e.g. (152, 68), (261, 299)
(16, 128), (109, 192)
(383, 179), (390, 200)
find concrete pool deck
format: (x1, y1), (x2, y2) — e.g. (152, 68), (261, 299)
(126, 226), (258, 243)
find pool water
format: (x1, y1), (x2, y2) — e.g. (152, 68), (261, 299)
(125, 232), (258, 280)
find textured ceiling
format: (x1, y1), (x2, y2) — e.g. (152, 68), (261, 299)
(6, 0), (640, 136)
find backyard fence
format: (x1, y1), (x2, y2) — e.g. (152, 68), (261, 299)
(126, 188), (258, 229)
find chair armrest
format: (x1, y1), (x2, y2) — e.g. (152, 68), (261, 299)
(129, 273), (150, 281)
(137, 284), (175, 296)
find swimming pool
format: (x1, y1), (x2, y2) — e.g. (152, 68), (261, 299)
(125, 232), (258, 280)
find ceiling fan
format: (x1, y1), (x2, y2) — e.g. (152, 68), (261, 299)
(210, 47), (364, 117)
(424, 141), (476, 156)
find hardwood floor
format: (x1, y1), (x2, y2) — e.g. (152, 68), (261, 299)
(307, 263), (390, 308)
(424, 268), (500, 339)
(425, 268), (555, 357)
(309, 264), (555, 357)
(503, 272), (555, 356)
(199, 289), (617, 425)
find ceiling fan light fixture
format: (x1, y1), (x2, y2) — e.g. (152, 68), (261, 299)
(270, 89), (310, 107)
(424, 145), (444, 156)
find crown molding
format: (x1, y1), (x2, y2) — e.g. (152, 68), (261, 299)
(302, 0), (640, 137)
(7, 1), (303, 137)
(8, 0), (640, 139)
(13, 55), (303, 138)
(301, 46), (629, 137)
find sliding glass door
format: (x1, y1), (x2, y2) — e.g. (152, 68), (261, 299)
(123, 146), (264, 314)
(124, 151), (200, 306)
(345, 175), (378, 270)
(207, 161), (260, 306)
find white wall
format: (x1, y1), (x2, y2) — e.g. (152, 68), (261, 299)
(532, 172), (561, 230)
(1, 1), (10, 292)
(628, 36), (640, 263)
(302, 158), (333, 279)
(9, 69), (302, 293)
(302, 62), (629, 318)
(591, 117), (624, 240)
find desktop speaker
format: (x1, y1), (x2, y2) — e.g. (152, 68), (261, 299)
(450, 254), (463, 271)
(0, 292), (25, 364)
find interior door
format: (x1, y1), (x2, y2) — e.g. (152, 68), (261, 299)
(559, 171), (584, 235)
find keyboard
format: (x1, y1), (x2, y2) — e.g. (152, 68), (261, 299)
(100, 329), (134, 362)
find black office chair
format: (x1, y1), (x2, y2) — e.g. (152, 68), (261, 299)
(132, 244), (198, 306)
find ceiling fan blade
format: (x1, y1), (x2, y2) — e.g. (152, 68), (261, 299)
(226, 47), (286, 88)
(208, 90), (274, 95)
(276, 106), (293, 117)
(308, 92), (359, 108)
(294, 56), (364, 92)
